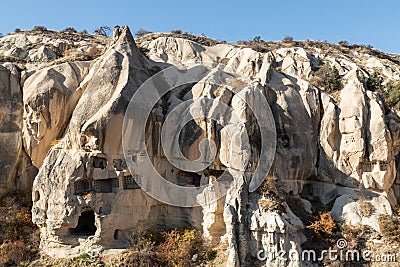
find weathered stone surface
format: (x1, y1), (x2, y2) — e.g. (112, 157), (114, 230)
(22, 61), (90, 167)
(1, 26), (400, 266)
(0, 63), (37, 195)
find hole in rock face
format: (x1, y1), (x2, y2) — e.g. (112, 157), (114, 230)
(34, 190), (40, 201)
(93, 156), (107, 169)
(177, 171), (202, 186)
(114, 229), (120, 240)
(69, 210), (97, 236)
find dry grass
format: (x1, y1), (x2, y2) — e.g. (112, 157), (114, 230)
(50, 139), (61, 147)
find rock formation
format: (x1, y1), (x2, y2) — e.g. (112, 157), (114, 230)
(1, 26), (400, 266)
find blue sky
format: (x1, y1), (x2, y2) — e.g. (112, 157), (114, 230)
(1, 0), (399, 53)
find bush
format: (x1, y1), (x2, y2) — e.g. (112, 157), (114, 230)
(307, 212), (337, 239)
(236, 40), (248, 45)
(338, 40), (349, 46)
(33, 26), (47, 32)
(80, 29), (88, 34)
(64, 253), (104, 266)
(171, 29), (182, 34)
(135, 28), (151, 37)
(62, 27), (77, 33)
(0, 192), (39, 265)
(14, 28), (21, 33)
(252, 36), (262, 43)
(93, 26), (111, 37)
(386, 81), (400, 108)
(366, 71), (384, 91)
(310, 63), (342, 92)
(258, 176), (286, 213)
(357, 199), (375, 217)
(127, 229), (157, 253)
(283, 35), (294, 43)
(159, 228), (204, 266)
(379, 214), (400, 243)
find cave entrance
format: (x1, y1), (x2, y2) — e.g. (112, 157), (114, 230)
(69, 210), (96, 236)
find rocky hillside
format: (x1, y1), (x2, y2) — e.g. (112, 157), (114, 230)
(1, 26), (400, 266)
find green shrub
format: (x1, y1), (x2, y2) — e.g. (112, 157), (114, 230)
(386, 81), (400, 108)
(366, 71), (384, 91)
(310, 63), (342, 92)
(67, 253), (104, 266)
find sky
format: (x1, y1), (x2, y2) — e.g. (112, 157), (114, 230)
(1, 0), (399, 54)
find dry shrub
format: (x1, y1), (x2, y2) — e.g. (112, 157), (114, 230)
(378, 214), (400, 243)
(341, 224), (371, 250)
(0, 240), (33, 266)
(0, 192), (39, 265)
(357, 199), (375, 217)
(258, 176), (286, 213)
(120, 228), (215, 266)
(307, 212), (337, 239)
(396, 206), (400, 217)
(159, 228), (204, 266)
(127, 229), (157, 253)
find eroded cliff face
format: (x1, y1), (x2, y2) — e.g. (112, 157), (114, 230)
(1, 26), (400, 266)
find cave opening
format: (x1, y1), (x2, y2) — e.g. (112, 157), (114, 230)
(69, 210), (97, 236)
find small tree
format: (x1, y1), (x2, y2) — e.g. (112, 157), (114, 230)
(283, 35), (294, 43)
(171, 29), (182, 34)
(135, 28), (151, 37)
(93, 26), (111, 37)
(14, 28), (21, 33)
(62, 27), (77, 33)
(253, 35), (262, 43)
